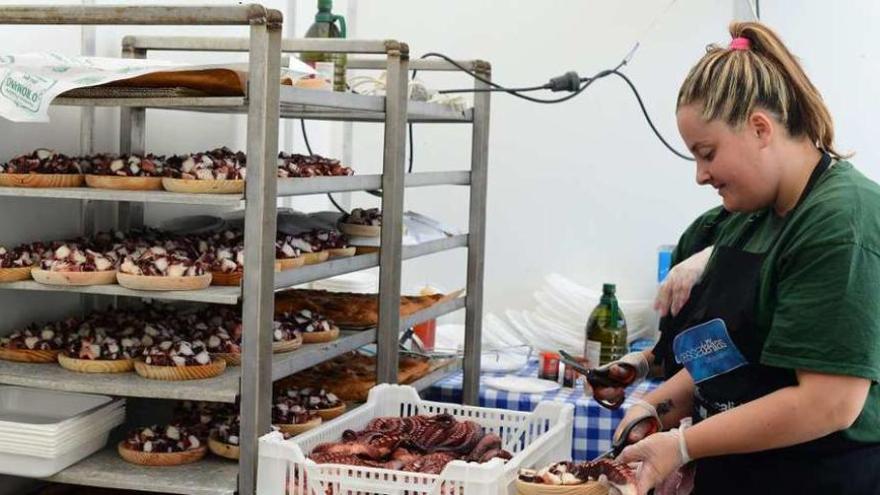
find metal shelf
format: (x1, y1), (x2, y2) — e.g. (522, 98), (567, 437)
(0, 330), (383, 403)
(276, 171), (471, 197)
(0, 237), (465, 304)
(47, 447), (238, 495)
(0, 186), (243, 206)
(0, 281), (241, 305)
(0, 360), (241, 403)
(401, 297), (466, 330)
(274, 235), (469, 290)
(53, 85), (472, 123)
(272, 329), (375, 381)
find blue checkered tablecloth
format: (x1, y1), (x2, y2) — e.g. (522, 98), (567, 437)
(422, 360), (662, 461)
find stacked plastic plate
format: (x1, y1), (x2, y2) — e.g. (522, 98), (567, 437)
(310, 271), (378, 293)
(0, 386), (125, 477)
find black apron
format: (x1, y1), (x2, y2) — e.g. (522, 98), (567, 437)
(654, 207), (730, 380)
(667, 154), (880, 495)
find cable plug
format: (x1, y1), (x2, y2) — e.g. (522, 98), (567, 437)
(547, 71), (581, 92)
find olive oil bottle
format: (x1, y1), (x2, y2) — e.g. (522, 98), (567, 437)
(584, 283), (628, 367)
(300, 0), (347, 91)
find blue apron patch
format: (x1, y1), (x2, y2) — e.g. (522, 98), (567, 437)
(673, 318), (748, 384)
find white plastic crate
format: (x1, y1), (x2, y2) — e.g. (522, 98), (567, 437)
(257, 384), (573, 495)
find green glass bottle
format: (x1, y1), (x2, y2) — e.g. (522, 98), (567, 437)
(584, 283), (628, 367)
(300, 0), (347, 92)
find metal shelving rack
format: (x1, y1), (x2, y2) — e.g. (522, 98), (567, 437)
(0, 5), (490, 495)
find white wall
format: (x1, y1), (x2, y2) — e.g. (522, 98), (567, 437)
(1, 0), (876, 321)
(344, 0), (880, 317)
(349, 0), (732, 313)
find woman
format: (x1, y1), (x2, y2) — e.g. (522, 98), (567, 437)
(616, 21), (880, 495)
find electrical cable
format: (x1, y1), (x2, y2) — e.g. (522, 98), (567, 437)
(426, 52), (693, 160)
(609, 70), (694, 161)
(300, 119), (348, 214)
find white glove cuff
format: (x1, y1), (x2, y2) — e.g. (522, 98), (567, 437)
(676, 426), (692, 464)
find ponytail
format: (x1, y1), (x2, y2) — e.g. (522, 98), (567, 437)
(678, 21), (847, 159)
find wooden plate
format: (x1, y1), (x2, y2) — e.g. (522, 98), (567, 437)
(276, 257), (306, 271)
(31, 269), (117, 286)
(275, 417), (322, 436)
(0, 266), (32, 282)
(208, 436), (240, 460)
(272, 333), (303, 354)
(515, 479), (610, 495)
(0, 348), (60, 363)
(339, 223), (381, 237)
(314, 403), (347, 421)
(211, 271), (242, 287)
(327, 247), (356, 259)
(85, 175), (163, 191)
(302, 251), (330, 265)
(134, 358), (226, 381)
(117, 272), (212, 291)
(162, 178), (244, 194)
(0, 173), (83, 188)
(58, 353), (134, 373)
(118, 442), (207, 466)
(354, 246), (379, 255)
(213, 352), (241, 366)
(300, 326), (340, 344)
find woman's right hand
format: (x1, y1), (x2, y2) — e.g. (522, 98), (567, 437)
(654, 245), (713, 317)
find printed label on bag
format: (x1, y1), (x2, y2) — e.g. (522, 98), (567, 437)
(1, 71), (55, 113)
(673, 318), (747, 383)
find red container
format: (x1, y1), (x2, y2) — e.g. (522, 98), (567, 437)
(413, 319), (437, 351)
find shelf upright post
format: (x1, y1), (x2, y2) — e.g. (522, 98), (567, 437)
(376, 41), (410, 385)
(238, 14), (283, 495)
(118, 41), (147, 231)
(463, 61), (491, 405)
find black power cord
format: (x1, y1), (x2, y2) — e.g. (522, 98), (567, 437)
(299, 119), (349, 214)
(421, 52), (694, 161)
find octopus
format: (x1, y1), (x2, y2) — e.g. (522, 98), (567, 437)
(519, 459), (637, 495)
(308, 413), (513, 474)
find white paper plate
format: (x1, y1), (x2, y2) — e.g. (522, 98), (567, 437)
(484, 376), (560, 394)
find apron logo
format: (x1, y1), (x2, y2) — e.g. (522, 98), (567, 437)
(673, 318), (748, 384)
(677, 337), (729, 364)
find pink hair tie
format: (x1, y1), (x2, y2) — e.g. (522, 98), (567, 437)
(729, 37), (751, 51)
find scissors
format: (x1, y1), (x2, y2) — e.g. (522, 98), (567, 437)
(558, 349), (639, 409)
(594, 413), (662, 460)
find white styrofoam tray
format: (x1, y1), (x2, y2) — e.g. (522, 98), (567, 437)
(0, 386), (115, 429)
(0, 407), (125, 456)
(257, 384), (574, 495)
(0, 400), (124, 436)
(0, 430), (112, 478)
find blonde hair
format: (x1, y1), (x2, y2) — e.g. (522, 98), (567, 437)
(678, 21), (847, 159)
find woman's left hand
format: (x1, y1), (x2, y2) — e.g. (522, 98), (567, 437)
(617, 429), (688, 495)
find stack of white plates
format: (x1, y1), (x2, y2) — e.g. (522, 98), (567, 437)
(481, 274), (657, 356)
(0, 386), (125, 477)
(310, 271), (378, 293)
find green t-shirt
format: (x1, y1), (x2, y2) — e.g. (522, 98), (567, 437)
(707, 160), (880, 443)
